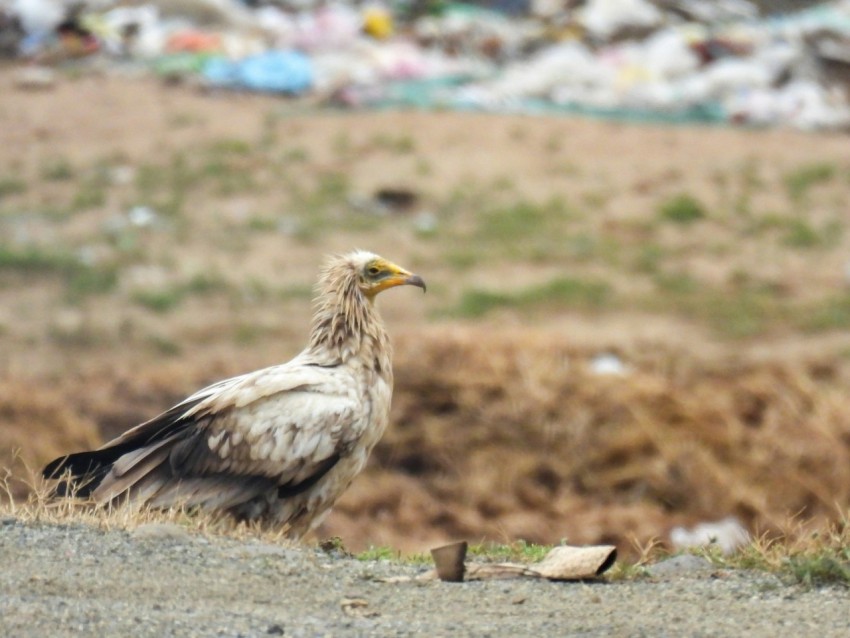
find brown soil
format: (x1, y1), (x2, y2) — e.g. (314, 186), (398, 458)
(2, 66), (850, 557)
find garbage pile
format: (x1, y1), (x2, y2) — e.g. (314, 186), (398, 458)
(3, 0), (850, 129)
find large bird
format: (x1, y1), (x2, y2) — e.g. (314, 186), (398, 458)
(43, 251), (425, 538)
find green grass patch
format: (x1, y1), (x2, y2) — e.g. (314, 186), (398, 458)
(247, 215), (279, 233)
(798, 294), (850, 332)
(477, 199), (563, 242)
(71, 179), (107, 211)
(658, 193), (706, 224)
(135, 154), (196, 217)
(459, 197), (581, 263)
(784, 162), (836, 202)
(40, 157), (75, 181)
(467, 540), (552, 563)
(0, 176), (27, 198)
(452, 276), (612, 318)
(132, 288), (184, 313)
(67, 266), (119, 298)
(0, 244), (118, 300)
(415, 157), (433, 176)
(369, 133), (416, 154)
(356, 546), (400, 561)
(633, 244), (666, 274)
(0, 245), (80, 272)
(681, 289), (777, 338)
(643, 271), (787, 338)
(184, 272), (229, 295)
(131, 273), (228, 313)
(332, 131), (352, 156)
(784, 554), (850, 588)
(280, 147), (309, 164)
(201, 158), (257, 196)
(581, 189), (613, 210)
(146, 335), (183, 356)
(781, 219), (821, 248)
(315, 172), (349, 203)
(207, 138), (253, 156)
(653, 271), (700, 295)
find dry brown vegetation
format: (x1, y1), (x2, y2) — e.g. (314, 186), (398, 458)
(337, 328), (850, 554)
(2, 68), (850, 563)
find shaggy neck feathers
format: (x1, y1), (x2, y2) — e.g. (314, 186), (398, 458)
(307, 256), (391, 373)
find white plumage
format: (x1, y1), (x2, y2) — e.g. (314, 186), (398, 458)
(43, 251), (425, 537)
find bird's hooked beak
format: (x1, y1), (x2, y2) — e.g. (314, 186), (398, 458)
(403, 273), (427, 292)
(370, 262), (427, 296)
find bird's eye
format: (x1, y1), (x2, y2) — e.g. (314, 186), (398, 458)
(367, 266), (381, 276)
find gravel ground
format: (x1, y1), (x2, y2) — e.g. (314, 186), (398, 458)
(0, 518), (847, 638)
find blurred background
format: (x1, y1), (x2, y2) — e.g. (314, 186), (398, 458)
(2, 0), (850, 558)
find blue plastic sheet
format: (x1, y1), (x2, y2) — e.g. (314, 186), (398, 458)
(203, 50), (313, 94)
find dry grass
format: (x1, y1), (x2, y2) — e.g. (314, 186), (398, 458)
(0, 462), (297, 546)
(709, 514), (850, 587)
(330, 328), (850, 556)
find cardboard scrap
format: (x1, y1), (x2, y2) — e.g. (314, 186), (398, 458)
(460, 544), (617, 581)
(531, 544), (618, 580)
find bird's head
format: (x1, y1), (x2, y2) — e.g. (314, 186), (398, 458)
(311, 251), (425, 352)
(349, 251), (426, 299)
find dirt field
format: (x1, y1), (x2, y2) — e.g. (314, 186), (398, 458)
(2, 64), (850, 556)
(3, 521), (850, 638)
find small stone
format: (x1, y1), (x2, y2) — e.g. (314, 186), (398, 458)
(267, 624), (285, 635)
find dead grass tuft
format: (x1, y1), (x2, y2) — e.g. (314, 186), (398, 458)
(0, 464), (297, 546)
(703, 513), (850, 587)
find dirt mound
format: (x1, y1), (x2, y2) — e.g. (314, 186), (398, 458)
(327, 328), (850, 553)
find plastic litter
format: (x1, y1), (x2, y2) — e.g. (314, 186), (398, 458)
(670, 517), (751, 556)
(203, 49), (313, 94)
(577, 0), (663, 41)
(4, 0), (850, 129)
(590, 353), (629, 376)
(363, 4), (394, 40)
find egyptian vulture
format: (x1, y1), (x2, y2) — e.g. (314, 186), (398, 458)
(43, 251), (425, 537)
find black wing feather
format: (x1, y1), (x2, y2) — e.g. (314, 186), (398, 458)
(42, 397), (206, 496)
(277, 453), (340, 498)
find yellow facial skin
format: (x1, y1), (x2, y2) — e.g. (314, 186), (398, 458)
(361, 258), (426, 297)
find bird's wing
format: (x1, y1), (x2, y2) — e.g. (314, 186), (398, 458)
(46, 361), (371, 508)
(164, 363), (366, 483)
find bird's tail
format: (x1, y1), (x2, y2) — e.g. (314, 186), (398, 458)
(42, 446), (131, 498)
